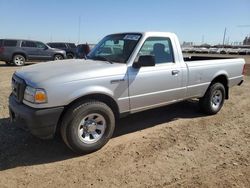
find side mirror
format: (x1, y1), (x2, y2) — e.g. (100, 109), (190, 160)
(133, 55), (155, 68)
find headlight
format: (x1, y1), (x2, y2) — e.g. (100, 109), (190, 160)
(24, 86), (47, 104)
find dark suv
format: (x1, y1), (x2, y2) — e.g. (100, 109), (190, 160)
(0, 39), (66, 66)
(47, 42), (76, 59)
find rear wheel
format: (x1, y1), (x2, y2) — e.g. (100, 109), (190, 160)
(12, 54), (25, 66)
(61, 100), (115, 154)
(66, 53), (74, 59)
(199, 83), (225, 115)
(54, 54), (63, 61)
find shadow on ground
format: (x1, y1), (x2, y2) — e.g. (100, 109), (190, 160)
(0, 100), (204, 171)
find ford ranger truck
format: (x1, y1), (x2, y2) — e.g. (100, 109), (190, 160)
(9, 32), (245, 154)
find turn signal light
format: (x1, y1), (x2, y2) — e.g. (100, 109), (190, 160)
(35, 91), (47, 103)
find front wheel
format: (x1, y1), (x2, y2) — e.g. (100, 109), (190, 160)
(54, 54), (63, 61)
(66, 53), (74, 59)
(61, 100), (115, 154)
(199, 83), (225, 115)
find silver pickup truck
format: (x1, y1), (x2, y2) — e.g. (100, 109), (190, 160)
(9, 32), (245, 153)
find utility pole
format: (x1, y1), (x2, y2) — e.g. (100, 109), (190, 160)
(201, 35), (204, 44)
(50, 34), (52, 42)
(222, 27), (227, 47)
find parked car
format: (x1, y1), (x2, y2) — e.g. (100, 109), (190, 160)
(195, 47), (209, 53)
(227, 48), (240, 55)
(216, 48), (228, 54)
(238, 48), (250, 55)
(9, 32), (245, 154)
(0, 39), (66, 66)
(186, 47), (195, 53)
(208, 48), (218, 54)
(181, 47), (190, 53)
(47, 42), (76, 59)
(76, 43), (91, 59)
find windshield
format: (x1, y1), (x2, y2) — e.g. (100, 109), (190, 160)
(87, 33), (142, 63)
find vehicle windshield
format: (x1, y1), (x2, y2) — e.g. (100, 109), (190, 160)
(87, 33), (142, 63)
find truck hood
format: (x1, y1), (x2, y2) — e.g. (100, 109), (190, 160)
(15, 59), (127, 86)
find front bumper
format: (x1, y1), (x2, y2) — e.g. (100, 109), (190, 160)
(9, 94), (64, 139)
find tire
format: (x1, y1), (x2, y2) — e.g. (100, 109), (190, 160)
(61, 100), (115, 154)
(66, 53), (74, 59)
(12, 54), (25, 66)
(54, 54), (63, 61)
(199, 83), (225, 115)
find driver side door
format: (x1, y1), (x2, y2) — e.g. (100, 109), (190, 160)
(128, 37), (185, 112)
(35, 42), (51, 60)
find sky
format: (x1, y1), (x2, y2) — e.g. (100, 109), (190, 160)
(0, 0), (250, 45)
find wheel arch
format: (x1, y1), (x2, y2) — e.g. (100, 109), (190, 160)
(54, 53), (64, 59)
(12, 52), (27, 61)
(209, 74), (229, 99)
(56, 92), (120, 133)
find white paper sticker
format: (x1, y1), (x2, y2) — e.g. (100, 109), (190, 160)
(124, 35), (141, 41)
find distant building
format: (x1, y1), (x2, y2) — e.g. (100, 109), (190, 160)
(243, 36), (250, 45)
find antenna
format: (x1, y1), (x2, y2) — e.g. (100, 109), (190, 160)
(222, 27), (227, 47)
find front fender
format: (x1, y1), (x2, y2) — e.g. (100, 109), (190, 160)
(67, 85), (115, 105)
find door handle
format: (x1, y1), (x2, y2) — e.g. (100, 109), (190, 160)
(172, 70), (180, 75)
(110, 79), (125, 84)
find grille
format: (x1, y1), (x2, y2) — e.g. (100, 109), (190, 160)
(12, 75), (26, 103)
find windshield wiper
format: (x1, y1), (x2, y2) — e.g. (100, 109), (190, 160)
(91, 56), (113, 64)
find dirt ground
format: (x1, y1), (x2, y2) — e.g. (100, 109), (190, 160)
(0, 56), (250, 187)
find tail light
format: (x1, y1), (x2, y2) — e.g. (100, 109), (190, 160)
(242, 64), (246, 75)
(0, 47), (4, 53)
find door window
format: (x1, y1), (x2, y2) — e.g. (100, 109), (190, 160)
(21, 41), (36, 48)
(36, 42), (46, 49)
(138, 37), (174, 64)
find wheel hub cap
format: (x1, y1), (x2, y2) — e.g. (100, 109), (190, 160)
(211, 90), (222, 109)
(84, 120), (97, 132)
(78, 113), (106, 144)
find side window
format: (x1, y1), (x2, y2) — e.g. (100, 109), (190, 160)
(68, 43), (76, 48)
(47, 43), (56, 48)
(3, 40), (17, 47)
(57, 43), (67, 48)
(138, 37), (174, 64)
(36, 42), (46, 49)
(53, 43), (60, 48)
(21, 41), (36, 48)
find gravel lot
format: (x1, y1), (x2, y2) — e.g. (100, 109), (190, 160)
(0, 56), (250, 187)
